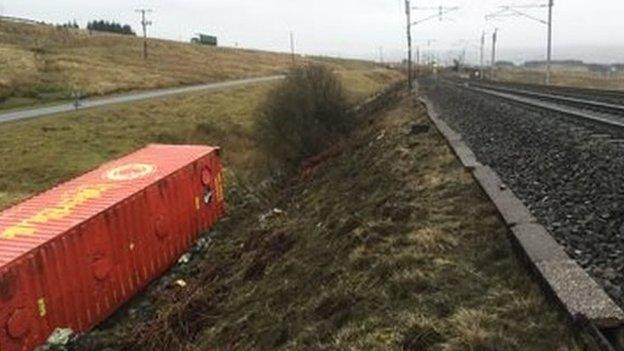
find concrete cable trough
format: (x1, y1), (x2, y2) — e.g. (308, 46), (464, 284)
(419, 94), (624, 349)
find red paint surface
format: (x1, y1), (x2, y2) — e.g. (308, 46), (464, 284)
(0, 144), (225, 351)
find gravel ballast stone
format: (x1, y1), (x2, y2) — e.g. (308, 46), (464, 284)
(420, 77), (624, 307)
(419, 87), (624, 332)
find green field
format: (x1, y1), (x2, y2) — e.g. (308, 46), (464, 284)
(0, 67), (403, 209)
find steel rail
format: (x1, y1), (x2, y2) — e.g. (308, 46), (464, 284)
(466, 82), (624, 116)
(455, 82), (624, 130)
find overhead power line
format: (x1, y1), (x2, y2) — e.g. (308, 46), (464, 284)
(411, 5), (459, 26)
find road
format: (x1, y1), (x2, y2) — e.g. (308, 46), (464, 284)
(0, 75), (284, 124)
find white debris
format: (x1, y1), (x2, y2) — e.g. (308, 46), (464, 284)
(38, 328), (74, 350)
(177, 253), (191, 264)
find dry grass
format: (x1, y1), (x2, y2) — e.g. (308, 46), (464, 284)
(495, 68), (624, 90)
(0, 20), (389, 109)
(81, 92), (580, 350)
(0, 66), (402, 209)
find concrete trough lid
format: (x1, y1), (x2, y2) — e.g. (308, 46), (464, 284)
(448, 139), (479, 169)
(419, 96), (624, 331)
(472, 166), (536, 226)
(538, 260), (624, 328)
(512, 223), (624, 328)
(511, 223), (569, 264)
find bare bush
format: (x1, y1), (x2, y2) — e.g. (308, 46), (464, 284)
(256, 64), (352, 166)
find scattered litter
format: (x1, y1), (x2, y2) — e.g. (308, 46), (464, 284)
(193, 237), (212, 252)
(36, 328), (74, 350)
(409, 123), (429, 135)
(177, 253), (191, 264)
(376, 130), (386, 140)
(259, 208), (286, 224)
(174, 279), (187, 288)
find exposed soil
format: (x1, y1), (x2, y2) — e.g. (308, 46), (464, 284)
(74, 91), (580, 350)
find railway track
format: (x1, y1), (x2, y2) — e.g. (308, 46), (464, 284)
(420, 76), (624, 349)
(450, 79), (624, 130)
(470, 80), (624, 106)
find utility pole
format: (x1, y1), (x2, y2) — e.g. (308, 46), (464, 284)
(405, 0), (413, 90)
(461, 48), (466, 67)
(379, 46), (384, 64)
(491, 28), (498, 79)
(546, 0), (554, 84)
(427, 40), (432, 66)
(136, 8), (152, 60)
(290, 31), (296, 65)
(486, 2), (554, 84)
(480, 31), (485, 80)
(416, 46), (420, 66)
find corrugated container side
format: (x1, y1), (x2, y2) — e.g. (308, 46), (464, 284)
(0, 144), (226, 351)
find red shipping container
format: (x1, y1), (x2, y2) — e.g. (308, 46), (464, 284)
(0, 144), (225, 351)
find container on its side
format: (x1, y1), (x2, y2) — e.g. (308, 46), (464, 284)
(0, 144), (225, 351)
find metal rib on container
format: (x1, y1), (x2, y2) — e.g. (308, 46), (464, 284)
(0, 144), (226, 351)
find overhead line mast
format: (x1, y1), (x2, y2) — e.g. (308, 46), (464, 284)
(485, 1), (554, 84)
(404, 2), (459, 90)
(491, 28), (498, 79)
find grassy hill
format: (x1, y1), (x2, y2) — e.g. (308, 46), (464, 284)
(0, 19), (385, 109)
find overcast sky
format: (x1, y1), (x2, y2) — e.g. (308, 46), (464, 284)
(2, 0), (623, 64)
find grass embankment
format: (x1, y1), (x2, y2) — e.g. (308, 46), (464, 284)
(495, 68), (624, 90)
(0, 67), (403, 209)
(0, 20), (387, 110)
(81, 92), (579, 350)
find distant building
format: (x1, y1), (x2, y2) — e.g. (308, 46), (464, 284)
(495, 61), (515, 68)
(524, 60), (588, 72)
(191, 33), (218, 46)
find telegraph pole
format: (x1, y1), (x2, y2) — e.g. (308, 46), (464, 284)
(405, 0), (413, 90)
(416, 46), (420, 65)
(546, 0), (554, 84)
(379, 46), (384, 64)
(290, 31), (296, 65)
(136, 8), (152, 60)
(491, 28), (498, 79)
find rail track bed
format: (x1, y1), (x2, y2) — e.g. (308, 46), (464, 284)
(465, 79), (624, 106)
(420, 77), (624, 308)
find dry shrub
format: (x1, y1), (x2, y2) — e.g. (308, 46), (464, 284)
(256, 64), (352, 166)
